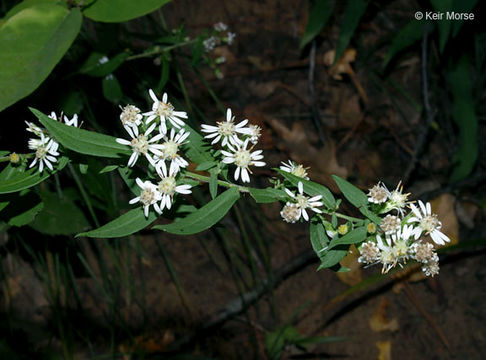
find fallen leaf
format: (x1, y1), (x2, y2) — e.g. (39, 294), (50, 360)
(369, 297), (399, 333)
(376, 340), (392, 360)
(337, 245), (362, 286)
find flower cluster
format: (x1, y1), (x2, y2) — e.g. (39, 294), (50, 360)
(201, 108), (265, 183)
(25, 112), (79, 172)
(203, 22), (237, 53)
(280, 181), (323, 223)
(116, 89), (193, 218)
(358, 181), (450, 277)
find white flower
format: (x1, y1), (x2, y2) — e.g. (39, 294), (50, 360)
(63, 114), (79, 127)
(382, 181), (410, 216)
(155, 164), (192, 211)
(201, 108), (252, 147)
(367, 183), (388, 204)
(120, 105), (142, 138)
(144, 89), (187, 134)
(129, 178), (162, 218)
(203, 36), (217, 52)
(99, 56), (109, 64)
(375, 224), (415, 273)
(248, 124), (262, 144)
(221, 138), (265, 183)
(116, 122), (165, 167)
(156, 127), (190, 175)
(226, 32), (236, 45)
(279, 160), (309, 180)
(284, 181), (323, 221)
(25, 121), (44, 137)
(408, 200), (450, 245)
(280, 202), (301, 223)
(214, 22), (228, 32)
(28, 134), (60, 173)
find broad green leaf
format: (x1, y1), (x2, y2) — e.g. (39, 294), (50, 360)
(359, 207), (381, 225)
(310, 219), (329, 256)
(431, 0), (453, 52)
(102, 74), (123, 103)
(300, 0), (335, 49)
(99, 165), (119, 174)
(0, 5), (82, 111)
(447, 57), (478, 182)
(30, 191), (90, 235)
(249, 187), (287, 204)
(332, 175), (367, 208)
(77, 207), (158, 238)
(278, 169), (335, 208)
(209, 169), (218, 199)
(0, 158), (68, 194)
(452, 0), (478, 37)
(181, 123), (214, 165)
(0, 201), (9, 212)
(317, 247), (348, 270)
(79, 52), (129, 77)
(0, 190), (43, 227)
(3, 0), (61, 22)
(383, 20), (427, 68)
(83, 0), (171, 23)
(327, 226), (367, 250)
(333, 0), (369, 64)
(0, 151), (10, 157)
(154, 187), (240, 235)
(8, 200), (44, 227)
(32, 108), (132, 158)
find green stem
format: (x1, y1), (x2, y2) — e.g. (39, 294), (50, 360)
(185, 170), (249, 193)
(126, 40), (198, 61)
(321, 211), (363, 223)
(68, 163), (100, 227)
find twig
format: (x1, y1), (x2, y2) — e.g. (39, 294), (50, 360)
(168, 249), (318, 351)
(403, 24), (435, 184)
(308, 40), (326, 146)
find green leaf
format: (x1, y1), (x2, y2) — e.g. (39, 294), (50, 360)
(310, 219), (330, 256)
(83, 0), (171, 23)
(383, 20), (426, 68)
(359, 207), (381, 225)
(3, 191), (43, 227)
(333, 0), (369, 64)
(191, 36), (204, 66)
(102, 74), (123, 103)
(209, 169), (218, 199)
(447, 56), (478, 182)
(327, 226), (367, 250)
(249, 187), (287, 204)
(3, 0), (60, 22)
(32, 108), (132, 158)
(99, 165), (119, 174)
(332, 175), (367, 208)
(278, 169), (335, 208)
(431, 0), (453, 52)
(30, 191), (90, 235)
(77, 207), (158, 238)
(154, 187), (240, 235)
(181, 123), (214, 165)
(0, 158), (68, 194)
(79, 52), (128, 77)
(316, 247), (348, 270)
(196, 161), (217, 171)
(156, 56), (170, 92)
(300, 0), (335, 49)
(0, 4), (82, 111)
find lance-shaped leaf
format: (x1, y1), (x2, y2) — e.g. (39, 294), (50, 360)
(83, 0), (171, 23)
(278, 169), (335, 208)
(326, 226), (367, 251)
(0, 4), (82, 111)
(332, 175), (368, 208)
(300, 0), (335, 49)
(310, 219), (330, 256)
(32, 108), (132, 158)
(317, 247), (349, 270)
(0, 158), (68, 194)
(154, 187), (240, 235)
(77, 207), (158, 238)
(249, 187), (287, 204)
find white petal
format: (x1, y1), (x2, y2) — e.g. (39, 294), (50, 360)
(128, 152), (138, 167)
(116, 138), (131, 145)
(149, 89), (158, 103)
(234, 166), (241, 181)
(298, 182), (304, 195)
(129, 196), (140, 204)
(302, 209), (309, 221)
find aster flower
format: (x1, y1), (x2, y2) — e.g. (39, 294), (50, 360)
(144, 89), (188, 134)
(221, 138), (265, 183)
(375, 224), (415, 273)
(201, 108), (252, 147)
(380, 214), (401, 234)
(25, 121), (44, 137)
(203, 36), (217, 52)
(367, 183), (388, 204)
(279, 160), (309, 180)
(155, 164), (192, 211)
(156, 127), (190, 175)
(358, 241), (380, 264)
(129, 178), (162, 218)
(63, 114), (79, 127)
(115, 122), (165, 167)
(408, 200), (450, 245)
(28, 134), (60, 173)
(381, 181), (411, 216)
(280, 202), (301, 223)
(214, 22), (228, 32)
(226, 32), (236, 45)
(119, 104), (142, 138)
(247, 124), (262, 144)
(284, 181), (323, 221)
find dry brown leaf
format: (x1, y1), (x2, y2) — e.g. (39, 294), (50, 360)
(430, 193), (458, 245)
(376, 341), (392, 360)
(369, 297), (399, 333)
(337, 245), (362, 286)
